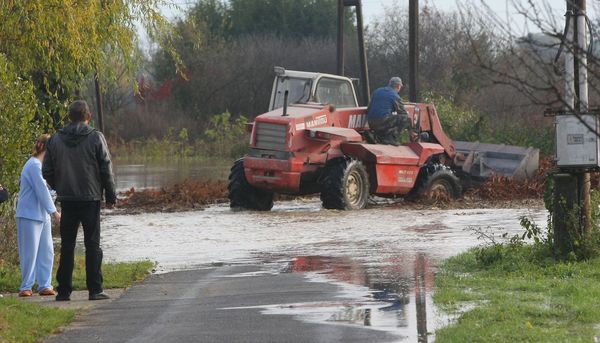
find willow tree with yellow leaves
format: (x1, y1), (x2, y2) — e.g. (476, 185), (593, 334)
(0, 0), (179, 262)
(0, 0), (179, 187)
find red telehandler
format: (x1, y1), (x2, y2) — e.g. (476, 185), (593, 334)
(228, 67), (539, 210)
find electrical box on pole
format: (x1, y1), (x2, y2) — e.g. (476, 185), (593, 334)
(555, 114), (600, 168)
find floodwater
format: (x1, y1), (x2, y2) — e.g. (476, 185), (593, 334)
(113, 159), (231, 191)
(97, 199), (547, 341)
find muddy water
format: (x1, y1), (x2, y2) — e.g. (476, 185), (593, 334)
(113, 159), (231, 191)
(98, 199), (547, 341)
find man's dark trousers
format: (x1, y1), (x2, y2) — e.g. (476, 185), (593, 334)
(56, 201), (103, 296)
(369, 114), (409, 145)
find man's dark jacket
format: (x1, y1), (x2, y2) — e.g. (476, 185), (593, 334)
(43, 122), (116, 204)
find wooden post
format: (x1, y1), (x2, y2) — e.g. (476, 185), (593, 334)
(553, 174), (580, 256)
(94, 72), (105, 133)
(355, 0), (370, 105)
(409, 0), (419, 102)
(336, 0), (345, 76)
(574, 0), (592, 235)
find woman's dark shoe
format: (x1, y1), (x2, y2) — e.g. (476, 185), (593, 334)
(89, 292), (110, 301)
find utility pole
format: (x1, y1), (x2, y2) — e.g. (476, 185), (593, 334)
(355, 0), (370, 105)
(408, 0), (419, 102)
(336, 0), (370, 105)
(337, 0), (345, 77)
(575, 0), (592, 235)
(554, 0), (592, 256)
(94, 72), (105, 133)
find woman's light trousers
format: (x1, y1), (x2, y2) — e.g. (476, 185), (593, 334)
(17, 217), (54, 291)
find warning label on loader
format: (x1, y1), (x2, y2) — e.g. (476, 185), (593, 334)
(397, 169), (415, 184)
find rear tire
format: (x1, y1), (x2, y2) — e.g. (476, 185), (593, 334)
(417, 164), (462, 201)
(320, 158), (370, 210)
(228, 159), (274, 211)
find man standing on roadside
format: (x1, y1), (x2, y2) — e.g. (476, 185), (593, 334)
(43, 100), (116, 301)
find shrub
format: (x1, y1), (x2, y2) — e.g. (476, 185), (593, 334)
(0, 54), (47, 264)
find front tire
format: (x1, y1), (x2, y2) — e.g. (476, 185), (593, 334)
(228, 159), (274, 211)
(320, 158), (370, 210)
(417, 164), (462, 201)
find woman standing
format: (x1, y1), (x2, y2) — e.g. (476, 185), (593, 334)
(16, 134), (61, 297)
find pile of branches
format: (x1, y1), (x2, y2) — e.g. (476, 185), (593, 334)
(118, 180), (228, 213)
(466, 157), (555, 200)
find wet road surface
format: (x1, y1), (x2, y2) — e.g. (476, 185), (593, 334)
(46, 265), (404, 343)
(58, 199), (546, 342)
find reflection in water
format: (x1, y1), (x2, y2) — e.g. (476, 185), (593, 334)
(283, 255), (438, 341)
(113, 159), (231, 191)
(415, 253), (428, 343)
(100, 204), (547, 339)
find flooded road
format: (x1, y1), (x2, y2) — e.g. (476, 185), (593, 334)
(96, 199), (547, 341)
(113, 159), (231, 191)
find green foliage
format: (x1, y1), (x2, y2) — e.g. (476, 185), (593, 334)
(423, 93), (482, 141)
(0, 258), (151, 343)
(0, 0), (179, 123)
(113, 112), (249, 160)
(74, 259), (154, 290)
(203, 112), (248, 157)
(540, 179), (600, 261)
(0, 297), (75, 343)
(0, 54), (43, 194)
(427, 93), (554, 155)
(435, 244), (600, 342)
(0, 256), (153, 293)
(228, 0), (348, 39)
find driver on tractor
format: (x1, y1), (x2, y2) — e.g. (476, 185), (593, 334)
(366, 77), (410, 145)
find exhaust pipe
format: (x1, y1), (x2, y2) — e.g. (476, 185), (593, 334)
(282, 90), (289, 117)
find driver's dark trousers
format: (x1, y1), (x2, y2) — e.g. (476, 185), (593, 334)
(56, 201), (104, 296)
(368, 113), (409, 145)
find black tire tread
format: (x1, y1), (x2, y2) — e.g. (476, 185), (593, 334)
(228, 159), (274, 211)
(320, 157), (370, 210)
(418, 164), (462, 199)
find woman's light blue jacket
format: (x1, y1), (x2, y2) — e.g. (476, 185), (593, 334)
(16, 157), (56, 222)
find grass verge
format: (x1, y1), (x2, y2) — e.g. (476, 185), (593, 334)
(0, 255), (154, 293)
(0, 297), (75, 343)
(0, 256), (153, 343)
(434, 243), (600, 342)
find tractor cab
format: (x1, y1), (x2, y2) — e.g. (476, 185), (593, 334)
(268, 67), (359, 111)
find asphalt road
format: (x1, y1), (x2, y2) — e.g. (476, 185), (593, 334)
(45, 265), (402, 343)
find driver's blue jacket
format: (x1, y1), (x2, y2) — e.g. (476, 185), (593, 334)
(367, 86), (406, 122)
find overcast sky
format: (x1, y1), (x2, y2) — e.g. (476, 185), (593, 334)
(163, 0), (597, 25)
(147, 0), (598, 52)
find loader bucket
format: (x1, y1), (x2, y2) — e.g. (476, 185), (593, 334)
(453, 141), (540, 181)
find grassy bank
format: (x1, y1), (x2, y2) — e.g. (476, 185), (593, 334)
(434, 243), (600, 342)
(0, 255), (153, 293)
(0, 257), (153, 343)
(0, 297), (75, 343)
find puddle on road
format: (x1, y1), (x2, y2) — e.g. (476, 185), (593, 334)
(222, 254), (450, 342)
(96, 199), (547, 341)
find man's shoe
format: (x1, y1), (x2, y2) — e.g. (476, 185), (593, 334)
(55, 293), (71, 301)
(18, 290), (33, 297)
(89, 292), (110, 301)
(38, 288), (56, 296)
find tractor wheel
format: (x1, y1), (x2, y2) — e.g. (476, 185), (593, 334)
(320, 158), (370, 210)
(418, 165), (462, 201)
(228, 159), (274, 211)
